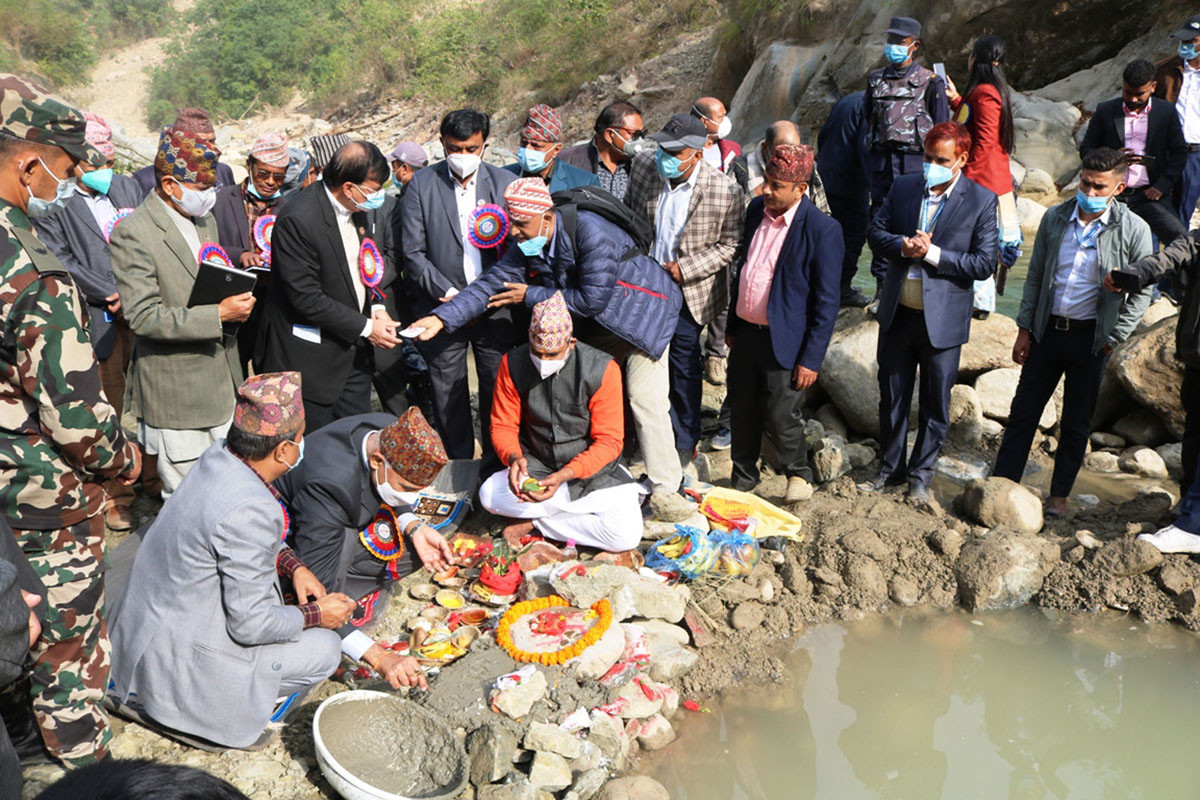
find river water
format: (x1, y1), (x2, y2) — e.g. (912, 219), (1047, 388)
(638, 607), (1200, 799)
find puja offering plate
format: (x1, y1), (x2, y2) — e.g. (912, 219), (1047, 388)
(409, 583), (438, 601)
(435, 590), (465, 609)
(468, 581), (515, 607)
(447, 532), (493, 568)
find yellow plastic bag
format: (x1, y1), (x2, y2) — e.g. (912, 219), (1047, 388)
(699, 487), (804, 542)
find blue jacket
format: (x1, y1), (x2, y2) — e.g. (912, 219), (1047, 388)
(816, 91), (869, 196)
(729, 197), (844, 371)
(504, 159), (600, 193)
(868, 172), (999, 349)
(432, 209), (681, 359)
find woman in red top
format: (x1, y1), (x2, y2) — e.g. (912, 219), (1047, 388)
(948, 35), (1019, 316)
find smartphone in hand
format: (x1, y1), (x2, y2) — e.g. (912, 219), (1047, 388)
(1109, 270), (1142, 292)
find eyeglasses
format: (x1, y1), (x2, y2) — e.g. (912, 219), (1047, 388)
(618, 128), (646, 140)
(251, 167), (287, 183)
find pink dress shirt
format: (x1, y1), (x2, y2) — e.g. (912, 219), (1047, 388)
(1123, 99), (1150, 189)
(736, 199), (800, 325)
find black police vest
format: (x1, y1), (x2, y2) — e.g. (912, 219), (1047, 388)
(867, 64), (936, 154)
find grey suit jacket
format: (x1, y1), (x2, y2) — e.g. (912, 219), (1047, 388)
(399, 161), (516, 318)
(110, 193), (242, 429)
(108, 444), (306, 747)
(32, 175), (144, 358)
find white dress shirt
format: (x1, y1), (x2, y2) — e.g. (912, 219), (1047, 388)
(1051, 204), (1110, 320)
(1179, 61), (1200, 144)
(81, 188), (118, 236)
(453, 171), (483, 284)
(158, 193), (201, 261)
(909, 171), (962, 277)
(651, 165), (700, 266)
(323, 186), (378, 338)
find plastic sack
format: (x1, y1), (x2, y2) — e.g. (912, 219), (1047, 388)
(645, 525), (720, 580)
(708, 530), (761, 577)
(699, 487), (803, 542)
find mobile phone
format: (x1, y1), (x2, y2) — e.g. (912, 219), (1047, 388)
(933, 62), (947, 83)
(1109, 270), (1141, 292)
(1133, 153), (1156, 164)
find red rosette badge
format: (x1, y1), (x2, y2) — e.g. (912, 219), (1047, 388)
(359, 238), (384, 299)
(360, 506), (404, 561)
(253, 215), (276, 266)
(468, 204), (509, 249)
(198, 242), (233, 268)
(103, 208), (135, 243)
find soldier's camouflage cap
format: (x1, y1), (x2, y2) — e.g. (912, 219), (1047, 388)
(0, 74), (105, 166)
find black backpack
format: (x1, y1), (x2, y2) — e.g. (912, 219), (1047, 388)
(550, 185), (655, 260)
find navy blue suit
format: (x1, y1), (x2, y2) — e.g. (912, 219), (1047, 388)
(818, 91), (870, 291)
(726, 196), (843, 488)
(867, 172), (998, 487)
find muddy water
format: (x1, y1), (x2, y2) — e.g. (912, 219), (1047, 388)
(639, 607), (1200, 798)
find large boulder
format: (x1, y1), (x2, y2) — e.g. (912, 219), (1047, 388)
(947, 384), (984, 447)
(1010, 93), (1083, 184)
(1016, 167), (1059, 207)
(1017, 197), (1048, 239)
(1118, 446), (1169, 479)
(1135, 298), (1180, 335)
(955, 530), (1061, 610)
(1111, 318), (1185, 437)
(728, 43), (825, 148)
(974, 368), (1057, 430)
(817, 309), (880, 435)
(1111, 408), (1170, 447)
(959, 313), (1019, 376)
(960, 477), (1044, 533)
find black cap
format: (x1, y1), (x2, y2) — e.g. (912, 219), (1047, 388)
(885, 16), (922, 39)
(1171, 14), (1200, 40)
(648, 113), (709, 151)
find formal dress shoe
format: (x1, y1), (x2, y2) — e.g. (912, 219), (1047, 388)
(785, 476), (814, 503)
(840, 286), (871, 307)
(703, 356), (727, 386)
(857, 473), (890, 493)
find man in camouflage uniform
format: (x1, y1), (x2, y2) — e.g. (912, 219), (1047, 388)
(0, 74), (140, 766)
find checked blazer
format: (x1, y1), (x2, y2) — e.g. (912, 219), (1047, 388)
(626, 152), (744, 324)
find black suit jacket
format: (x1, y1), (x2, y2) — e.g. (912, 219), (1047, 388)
(256, 182), (396, 404)
(398, 161), (516, 318)
(1080, 97), (1187, 196)
(559, 141), (599, 173)
(274, 412), (403, 592)
(213, 184), (251, 265)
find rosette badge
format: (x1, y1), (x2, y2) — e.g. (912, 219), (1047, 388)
(103, 208), (135, 243)
(359, 238), (384, 299)
(468, 204), (510, 249)
(198, 242), (234, 268)
(254, 214), (276, 266)
(359, 507), (404, 561)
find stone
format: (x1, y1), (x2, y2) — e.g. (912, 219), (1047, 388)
(1136, 297), (1180, 335)
(955, 530), (1061, 611)
(1017, 166), (1058, 205)
(728, 42), (822, 146)
(611, 576), (690, 623)
(1118, 446), (1169, 479)
(631, 619), (690, 646)
(841, 529), (891, 561)
(1092, 368), (1138, 430)
(566, 618), (625, 679)
(1158, 563), (1191, 596)
(597, 776), (671, 800)
(843, 442), (875, 469)
(843, 556), (887, 607)
(935, 454), (990, 484)
(1010, 93), (1083, 184)
(643, 511), (708, 540)
(889, 575), (921, 606)
(1017, 196), (1048, 239)
(980, 418), (1004, 438)
(1091, 431), (1126, 449)
(648, 646), (700, 683)
(587, 712), (626, 764)
(1111, 409), (1170, 448)
(1075, 494), (1100, 508)
(1094, 538), (1164, 577)
(634, 714), (676, 751)
(659, 683), (680, 718)
(1156, 442), (1184, 479)
(947, 384), (985, 446)
(552, 563), (629, 607)
(810, 437), (849, 483)
(490, 669), (547, 719)
(959, 313), (1020, 376)
(960, 477), (1044, 534)
(525, 721), (582, 759)
(817, 309), (881, 435)
(1083, 451), (1120, 472)
(1179, 589), (1199, 615)
(1110, 318), (1185, 438)
(616, 679), (663, 720)
(814, 403), (849, 440)
(731, 601), (765, 631)
(647, 490), (698, 523)
(570, 769), (609, 800)
(975, 368), (1057, 430)
(479, 779), (539, 800)
(528, 752), (573, 791)
(1074, 529), (1103, 550)
(469, 724), (519, 787)
(927, 528), (963, 561)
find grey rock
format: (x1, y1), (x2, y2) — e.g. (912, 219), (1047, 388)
(811, 437), (849, 483)
(843, 556), (887, 606)
(634, 713), (676, 751)
(648, 490), (697, 523)
(611, 576), (690, 623)
(980, 418), (1005, 438)
(927, 528), (964, 561)
(597, 776), (671, 800)
(587, 712), (626, 764)
(976, 368), (1057, 429)
(469, 724), (519, 787)
(814, 404), (849, 440)
(1156, 442), (1184, 479)
(889, 575), (921, 606)
(960, 477), (1044, 533)
(1118, 446), (1169, 479)
(947, 384), (984, 446)
(479, 778), (539, 800)
(648, 646), (700, 682)
(524, 721), (582, 759)
(1158, 563), (1191, 596)
(1091, 431), (1126, 449)
(1074, 529), (1103, 550)
(616, 679), (663, 719)
(843, 442), (876, 469)
(552, 563), (629, 607)
(731, 601), (765, 631)
(570, 769), (609, 800)
(960, 313), (1020, 376)
(1094, 538), (1164, 577)
(1178, 588), (1199, 614)
(817, 310), (881, 435)
(955, 530), (1060, 610)
(528, 752), (573, 791)
(1083, 451), (1121, 472)
(1111, 318), (1184, 438)
(490, 669), (547, 719)
(1111, 408), (1170, 447)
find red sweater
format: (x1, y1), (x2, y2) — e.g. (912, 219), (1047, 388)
(955, 83), (1012, 197)
(490, 354), (625, 480)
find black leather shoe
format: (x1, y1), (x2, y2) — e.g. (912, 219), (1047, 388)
(841, 286), (871, 307)
(857, 473), (890, 493)
(907, 483), (932, 505)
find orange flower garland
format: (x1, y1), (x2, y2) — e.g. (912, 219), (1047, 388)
(496, 595), (613, 666)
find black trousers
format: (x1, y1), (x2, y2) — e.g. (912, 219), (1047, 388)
(826, 190), (870, 291)
(416, 316), (518, 462)
(1122, 189), (1187, 246)
(669, 305), (706, 455)
(993, 322), (1106, 498)
(304, 348), (374, 431)
(729, 325), (811, 487)
(876, 305), (960, 488)
(1181, 365), (1200, 491)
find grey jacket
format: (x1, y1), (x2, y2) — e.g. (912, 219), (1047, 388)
(110, 193), (242, 429)
(32, 175), (144, 358)
(1016, 198), (1153, 354)
(108, 444), (306, 747)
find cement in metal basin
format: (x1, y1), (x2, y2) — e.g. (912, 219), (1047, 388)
(314, 690), (467, 800)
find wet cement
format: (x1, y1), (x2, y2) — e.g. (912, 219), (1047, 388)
(319, 695), (465, 798)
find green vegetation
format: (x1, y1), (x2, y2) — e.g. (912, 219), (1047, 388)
(0, 0), (172, 86)
(146, 0), (719, 126)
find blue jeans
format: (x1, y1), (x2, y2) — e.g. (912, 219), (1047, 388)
(1177, 149), (1200, 226)
(669, 306), (705, 454)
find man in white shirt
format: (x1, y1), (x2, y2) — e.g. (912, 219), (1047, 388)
(1157, 14), (1200, 225)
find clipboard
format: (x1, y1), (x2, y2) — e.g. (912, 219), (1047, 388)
(187, 260), (257, 308)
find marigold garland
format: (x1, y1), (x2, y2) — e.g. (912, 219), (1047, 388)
(496, 595), (613, 666)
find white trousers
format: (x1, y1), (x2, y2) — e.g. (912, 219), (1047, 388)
(478, 469), (644, 552)
(622, 344), (682, 493)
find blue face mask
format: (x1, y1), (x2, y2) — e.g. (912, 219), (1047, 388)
(923, 161), (955, 188)
(517, 216), (549, 257)
(79, 168), (113, 195)
(285, 436), (305, 472)
(517, 147), (549, 174)
(655, 148), (691, 180)
(246, 179), (281, 200)
(353, 184), (386, 211)
(1075, 189), (1112, 215)
(1181, 42), (1199, 61)
(25, 157), (77, 219)
(885, 43), (911, 64)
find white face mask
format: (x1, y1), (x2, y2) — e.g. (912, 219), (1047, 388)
(715, 116), (733, 139)
(530, 352), (568, 380)
(446, 152), (481, 179)
(374, 460), (419, 508)
(170, 180), (216, 218)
